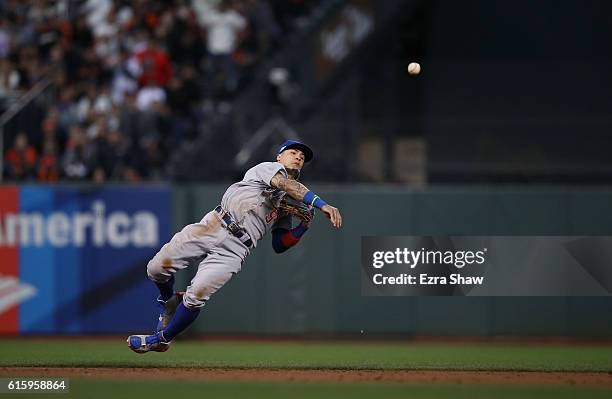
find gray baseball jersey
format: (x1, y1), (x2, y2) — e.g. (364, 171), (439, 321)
(221, 161), (292, 246)
(146, 161), (294, 308)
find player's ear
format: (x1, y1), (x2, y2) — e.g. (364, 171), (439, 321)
(276, 154), (281, 162)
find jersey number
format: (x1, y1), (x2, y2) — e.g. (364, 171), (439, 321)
(266, 209), (278, 224)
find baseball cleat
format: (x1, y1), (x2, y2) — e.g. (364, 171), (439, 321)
(127, 332), (169, 354)
(155, 292), (184, 333)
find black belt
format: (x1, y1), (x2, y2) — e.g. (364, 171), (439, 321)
(214, 205), (253, 247)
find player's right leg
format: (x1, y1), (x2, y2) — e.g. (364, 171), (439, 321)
(146, 211), (223, 288)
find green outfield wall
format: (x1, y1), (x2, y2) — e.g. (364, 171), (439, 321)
(172, 185), (612, 337)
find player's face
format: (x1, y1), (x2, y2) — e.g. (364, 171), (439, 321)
(277, 148), (305, 170)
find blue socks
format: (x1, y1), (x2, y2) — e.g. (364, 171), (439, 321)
(162, 302), (200, 341)
(156, 275), (175, 302)
(154, 275), (200, 342)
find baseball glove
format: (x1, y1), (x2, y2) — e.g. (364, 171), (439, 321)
(278, 197), (314, 225)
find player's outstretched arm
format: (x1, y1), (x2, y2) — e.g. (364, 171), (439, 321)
(271, 172), (309, 199)
(271, 172), (342, 228)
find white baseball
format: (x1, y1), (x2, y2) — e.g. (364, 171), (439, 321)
(407, 62), (421, 75)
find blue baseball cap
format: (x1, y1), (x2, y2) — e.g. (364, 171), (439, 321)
(278, 140), (313, 163)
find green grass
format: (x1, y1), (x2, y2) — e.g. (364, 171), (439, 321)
(0, 339), (611, 372)
(5, 380), (612, 399)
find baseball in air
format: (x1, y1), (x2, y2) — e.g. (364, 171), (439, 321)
(407, 62), (421, 75)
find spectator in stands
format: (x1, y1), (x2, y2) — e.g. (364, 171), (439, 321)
(39, 109), (65, 157)
(103, 128), (132, 179)
(166, 64), (202, 145)
(111, 48), (139, 104)
(236, 0), (282, 58)
(134, 38), (173, 88)
(4, 132), (38, 181)
(0, 0), (325, 182)
(0, 58), (20, 112)
(198, 0), (247, 97)
(88, 123), (112, 183)
(37, 139), (60, 182)
(56, 84), (80, 134)
(62, 125), (91, 180)
(165, 3), (205, 70)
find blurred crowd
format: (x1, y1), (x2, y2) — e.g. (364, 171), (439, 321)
(1, 0), (322, 182)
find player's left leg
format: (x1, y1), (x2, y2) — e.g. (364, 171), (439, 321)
(128, 244), (244, 353)
(161, 250), (241, 342)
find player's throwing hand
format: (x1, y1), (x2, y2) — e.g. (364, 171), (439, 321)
(321, 204), (342, 228)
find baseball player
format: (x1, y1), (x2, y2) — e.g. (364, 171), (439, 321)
(128, 140), (342, 353)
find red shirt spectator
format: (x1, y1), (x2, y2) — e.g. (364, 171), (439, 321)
(135, 42), (172, 87)
(5, 132), (37, 180)
(37, 140), (60, 182)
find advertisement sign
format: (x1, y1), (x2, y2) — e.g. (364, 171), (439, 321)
(0, 185), (170, 334)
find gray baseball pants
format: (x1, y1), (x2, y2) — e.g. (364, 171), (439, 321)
(146, 211), (250, 308)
